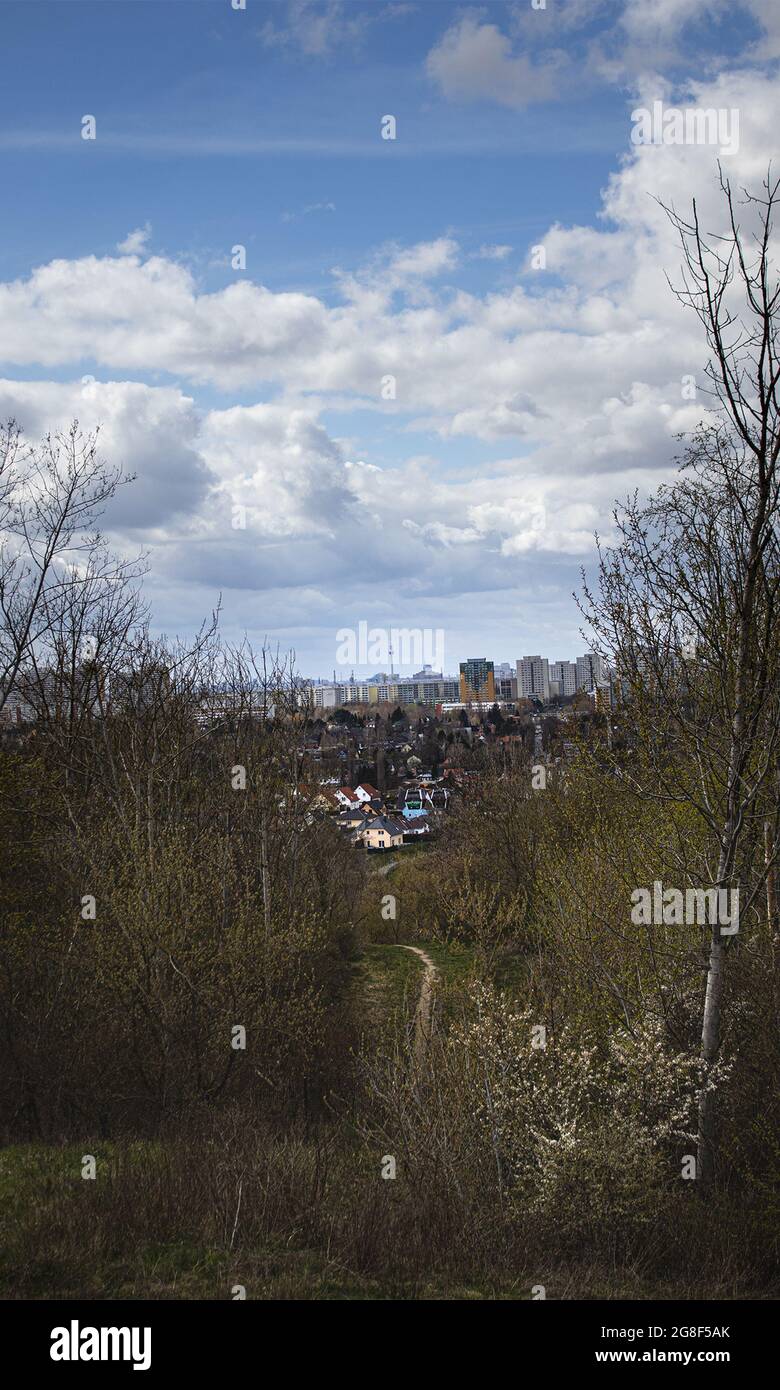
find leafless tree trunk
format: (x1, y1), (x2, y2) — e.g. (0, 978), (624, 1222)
(767, 816), (780, 1025)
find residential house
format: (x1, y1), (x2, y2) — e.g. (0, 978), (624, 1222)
(336, 806), (373, 832)
(354, 782), (381, 804)
(296, 784), (341, 814)
(397, 785), (436, 819)
(334, 786), (360, 809)
(357, 816), (406, 852)
(427, 784), (450, 810)
(442, 767), (480, 791)
(402, 813), (433, 840)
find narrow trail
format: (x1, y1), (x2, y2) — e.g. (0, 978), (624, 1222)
(396, 945), (438, 1063)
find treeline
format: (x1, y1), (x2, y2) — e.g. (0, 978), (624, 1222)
(0, 634), (364, 1141)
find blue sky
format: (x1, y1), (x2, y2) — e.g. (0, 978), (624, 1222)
(0, 3), (618, 288)
(1, 0), (778, 676)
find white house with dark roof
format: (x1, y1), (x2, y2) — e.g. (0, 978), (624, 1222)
(402, 813), (433, 838)
(355, 815), (406, 852)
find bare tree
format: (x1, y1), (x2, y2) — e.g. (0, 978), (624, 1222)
(0, 420), (129, 717)
(582, 171), (780, 1182)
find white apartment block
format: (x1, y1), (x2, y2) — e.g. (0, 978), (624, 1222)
(575, 652), (607, 691)
(313, 685), (340, 709)
(550, 660), (577, 697)
(517, 655), (550, 702)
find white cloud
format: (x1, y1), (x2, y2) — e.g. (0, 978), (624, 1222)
(259, 1), (361, 56)
(426, 16), (566, 109)
(117, 223), (152, 255)
(0, 377), (207, 531)
(588, 0), (780, 81)
(387, 237), (459, 280)
(199, 402), (354, 541)
(436, 2), (780, 104)
(282, 201), (336, 223)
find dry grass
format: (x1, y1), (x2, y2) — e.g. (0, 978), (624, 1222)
(1, 1119), (776, 1301)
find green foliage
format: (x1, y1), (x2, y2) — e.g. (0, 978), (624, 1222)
(1, 639), (777, 1296)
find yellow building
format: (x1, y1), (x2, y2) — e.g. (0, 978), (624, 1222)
(359, 816), (406, 851)
(459, 658), (496, 703)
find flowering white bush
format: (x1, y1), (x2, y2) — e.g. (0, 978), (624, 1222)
(452, 984), (714, 1234)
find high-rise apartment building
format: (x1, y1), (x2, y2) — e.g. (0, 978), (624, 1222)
(576, 652), (607, 691)
(550, 660), (577, 697)
(459, 658), (496, 703)
(516, 655), (550, 702)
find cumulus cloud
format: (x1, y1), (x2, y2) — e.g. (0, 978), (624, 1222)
(583, 0), (780, 82)
(199, 403), (355, 541)
(426, 16), (567, 109)
(434, 2), (780, 104)
(386, 237), (459, 280)
(0, 377), (209, 530)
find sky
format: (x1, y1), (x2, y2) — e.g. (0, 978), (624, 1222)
(0, 0), (778, 678)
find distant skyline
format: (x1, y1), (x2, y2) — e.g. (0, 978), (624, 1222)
(305, 644), (600, 683)
(1, 1), (779, 672)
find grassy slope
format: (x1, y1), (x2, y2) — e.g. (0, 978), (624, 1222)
(0, 939), (541, 1302)
(3, 940), (766, 1300)
(0, 942), (456, 1302)
(3, 1140), (760, 1300)
(4, 1142), (729, 1301)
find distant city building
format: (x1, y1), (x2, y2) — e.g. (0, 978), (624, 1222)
(313, 684), (340, 709)
(517, 655), (550, 702)
(301, 647), (610, 711)
(591, 683), (613, 712)
(550, 660), (577, 697)
(305, 674), (460, 709)
(459, 658), (496, 703)
(576, 652), (607, 691)
(0, 686), (34, 726)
